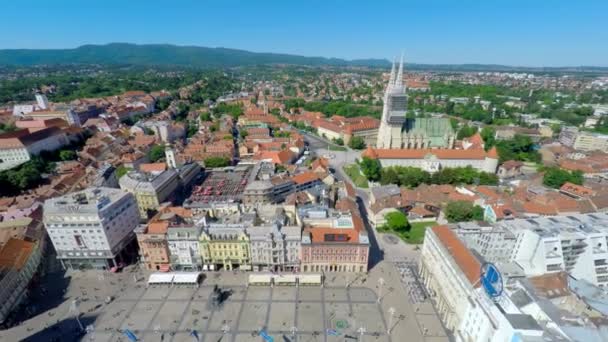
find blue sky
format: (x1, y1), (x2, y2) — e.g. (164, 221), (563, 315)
(2, 0), (607, 66)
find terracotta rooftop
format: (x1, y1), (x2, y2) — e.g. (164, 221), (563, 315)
(139, 162), (167, 173)
(528, 272), (570, 299)
(291, 171), (321, 185)
(559, 182), (596, 198)
(0, 238), (35, 270)
(431, 225), (481, 287)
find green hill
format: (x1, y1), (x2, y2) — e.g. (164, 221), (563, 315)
(0, 43), (390, 68)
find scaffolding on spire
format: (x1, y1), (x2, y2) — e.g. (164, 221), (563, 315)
(395, 52), (404, 87)
(388, 57), (397, 86)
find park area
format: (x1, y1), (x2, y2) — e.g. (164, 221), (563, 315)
(343, 163), (369, 188)
(377, 212), (436, 244)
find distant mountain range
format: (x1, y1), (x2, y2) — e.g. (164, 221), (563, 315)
(0, 43), (606, 73)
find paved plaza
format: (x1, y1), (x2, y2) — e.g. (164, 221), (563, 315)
(1, 261), (447, 342)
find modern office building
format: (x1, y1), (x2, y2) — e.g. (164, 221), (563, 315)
(43, 187), (140, 270)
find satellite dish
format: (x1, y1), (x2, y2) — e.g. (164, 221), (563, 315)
(480, 263), (503, 299)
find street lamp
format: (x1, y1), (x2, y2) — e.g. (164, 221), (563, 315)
(387, 307), (396, 335)
(357, 326), (366, 342)
(377, 277), (385, 303)
(70, 299), (84, 331)
(291, 326), (297, 338)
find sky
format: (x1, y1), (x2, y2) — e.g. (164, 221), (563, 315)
(2, 0), (607, 67)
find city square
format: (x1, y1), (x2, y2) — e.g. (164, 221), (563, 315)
(2, 261), (447, 342)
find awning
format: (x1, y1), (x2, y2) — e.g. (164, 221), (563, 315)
(172, 272), (201, 284)
(148, 273), (174, 285)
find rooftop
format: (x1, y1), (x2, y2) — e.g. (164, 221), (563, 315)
(431, 225), (481, 287)
(44, 187), (129, 215)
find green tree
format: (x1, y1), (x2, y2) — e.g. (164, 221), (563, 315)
(199, 112), (212, 122)
(384, 211), (410, 233)
(480, 127), (496, 150)
(240, 130), (249, 139)
(148, 144), (165, 162)
(495, 134), (540, 163)
(59, 150), (77, 161)
(457, 125), (478, 140)
(542, 167), (584, 188)
(359, 157), (381, 182)
(204, 156), (230, 168)
(445, 201), (484, 223)
(348, 136), (366, 150)
(333, 137), (344, 146)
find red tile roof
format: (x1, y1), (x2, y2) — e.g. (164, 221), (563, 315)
(431, 226), (481, 287)
(291, 171), (321, 185)
(0, 238), (35, 270)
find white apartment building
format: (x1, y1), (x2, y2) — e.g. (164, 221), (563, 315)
(0, 127), (68, 170)
(420, 226), (554, 341)
(167, 224), (203, 270)
(43, 187), (140, 270)
(454, 214), (608, 287)
(248, 224), (301, 272)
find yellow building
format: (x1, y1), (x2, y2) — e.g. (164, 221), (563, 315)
(119, 169), (179, 218)
(199, 226), (251, 271)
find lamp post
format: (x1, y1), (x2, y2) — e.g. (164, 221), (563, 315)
(70, 299), (84, 331)
(387, 307), (396, 335)
(357, 326), (366, 342)
(291, 326), (297, 339)
(377, 277), (385, 303)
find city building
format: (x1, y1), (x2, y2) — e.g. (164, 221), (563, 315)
(299, 202), (369, 272)
(199, 221), (251, 271)
(119, 169), (180, 218)
(560, 126), (608, 152)
(420, 226), (557, 341)
(166, 210), (204, 271)
(0, 237), (45, 326)
(0, 127), (69, 170)
(43, 187), (140, 270)
(362, 145), (499, 173)
(135, 208), (177, 272)
(453, 214), (608, 287)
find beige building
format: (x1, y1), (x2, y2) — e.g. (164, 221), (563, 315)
(573, 132), (608, 152)
(119, 169), (180, 218)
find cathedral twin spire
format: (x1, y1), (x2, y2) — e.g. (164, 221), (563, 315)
(388, 52), (405, 89)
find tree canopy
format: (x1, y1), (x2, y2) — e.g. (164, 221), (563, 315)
(542, 167), (584, 189)
(348, 136), (366, 149)
(445, 201), (484, 223)
(384, 211), (410, 233)
(148, 144), (165, 162)
(204, 156), (231, 168)
(359, 157), (381, 182)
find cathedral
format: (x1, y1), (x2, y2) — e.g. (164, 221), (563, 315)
(376, 56), (456, 149)
(365, 55), (498, 174)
